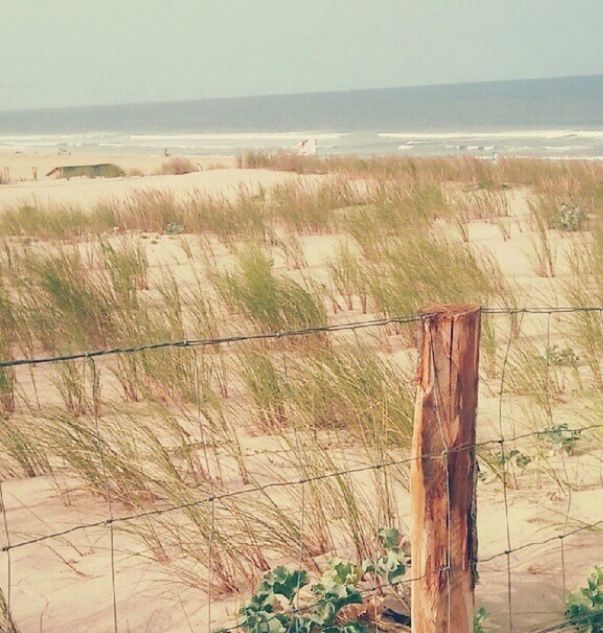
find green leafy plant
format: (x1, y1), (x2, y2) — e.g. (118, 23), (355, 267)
(235, 562), (363, 633)
(497, 448), (532, 471)
(479, 447), (532, 488)
(473, 606), (488, 633)
(233, 528), (409, 633)
(544, 344), (580, 368)
(566, 566), (603, 632)
(361, 528), (408, 586)
(543, 423), (583, 454)
(166, 222), (185, 234)
(554, 202), (584, 232)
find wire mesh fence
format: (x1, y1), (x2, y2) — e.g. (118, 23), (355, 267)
(0, 306), (602, 632)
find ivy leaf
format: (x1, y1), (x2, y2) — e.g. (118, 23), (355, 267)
(341, 623), (370, 633)
(249, 588), (276, 610)
(378, 527), (401, 550)
(387, 562), (406, 585)
(361, 559), (375, 575)
(258, 566), (308, 603)
(239, 608), (288, 633)
(311, 598), (338, 625)
(473, 606), (487, 633)
(566, 566), (603, 632)
(321, 559), (360, 587)
(289, 616), (312, 633)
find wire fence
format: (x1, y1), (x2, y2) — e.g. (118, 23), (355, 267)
(0, 306), (602, 632)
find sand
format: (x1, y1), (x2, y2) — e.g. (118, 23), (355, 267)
(0, 152), (602, 633)
(0, 151), (322, 209)
(0, 151), (236, 182)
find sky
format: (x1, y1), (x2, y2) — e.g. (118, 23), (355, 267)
(1, 0), (602, 111)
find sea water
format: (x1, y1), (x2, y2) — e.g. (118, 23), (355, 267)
(0, 75), (602, 159)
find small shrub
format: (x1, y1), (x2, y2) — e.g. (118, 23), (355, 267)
(479, 447), (532, 487)
(159, 157), (198, 175)
(543, 423), (582, 454)
(544, 345), (579, 368)
(166, 222), (185, 235)
(232, 528), (409, 633)
(554, 202), (585, 232)
(499, 448), (532, 471)
(565, 566), (603, 632)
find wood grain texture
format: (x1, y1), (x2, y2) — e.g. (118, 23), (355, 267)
(410, 305), (480, 633)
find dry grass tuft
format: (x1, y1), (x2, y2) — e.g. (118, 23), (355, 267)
(159, 157), (199, 175)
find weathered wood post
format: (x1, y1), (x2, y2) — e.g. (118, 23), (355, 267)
(411, 305), (480, 633)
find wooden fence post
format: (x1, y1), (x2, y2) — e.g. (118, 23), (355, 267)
(410, 305), (480, 633)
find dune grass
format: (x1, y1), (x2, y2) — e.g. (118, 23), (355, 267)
(326, 240), (368, 313)
(0, 204), (96, 240)
(2, 155), (603, 621)
(0, 587), (18, 633)
(269, 178), (357, 233)
(361, 233), (512, 319)
(210, 244), (326, 332)
(159, 157), (199, 175)
(564, 226), (603, 386)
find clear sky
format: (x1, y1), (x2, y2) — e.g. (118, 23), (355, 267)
(1, 0), (602, 111)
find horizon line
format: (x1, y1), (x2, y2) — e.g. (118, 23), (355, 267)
(1, 72), (602, 116)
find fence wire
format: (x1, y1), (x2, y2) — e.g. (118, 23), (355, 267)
(0, 306), (602, 633)
(1, 305), (603, 370)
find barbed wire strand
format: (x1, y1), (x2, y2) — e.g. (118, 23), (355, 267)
(223, 519), (603, 633)
(2, 306), (603, 633)
(3, 420), (603, 554)
(3, 306), (603, 370)
(0, 314), (431, 369)
(477, 518), (603, 564)
(223, 515), (603, 633)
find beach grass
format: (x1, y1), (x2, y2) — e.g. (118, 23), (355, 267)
(2, 154), (603, 625)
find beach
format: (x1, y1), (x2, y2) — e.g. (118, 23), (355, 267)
(1, 150), (603, 632)
(0, 150), (325, 208)
(3, 0), (602, 628)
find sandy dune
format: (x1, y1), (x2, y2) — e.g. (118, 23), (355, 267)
(0, 164), (315, 210)
(1, 152), (602, 633)
(0, 151), (235, 182)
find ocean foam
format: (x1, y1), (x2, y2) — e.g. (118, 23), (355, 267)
(129, 132), (349, 142)
(379, 130), (603, 141)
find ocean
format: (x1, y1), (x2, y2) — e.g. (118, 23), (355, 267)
(1, 74), (602, 159)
